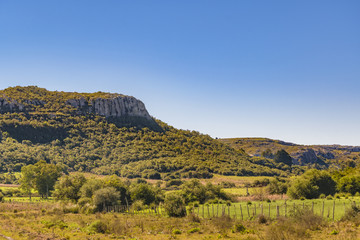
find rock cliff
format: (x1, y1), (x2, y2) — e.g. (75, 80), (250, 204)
(66, 96), (151, 119)
(0, 88), (152, 120)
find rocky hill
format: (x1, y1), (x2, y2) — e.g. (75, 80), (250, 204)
(219, 138), (360, 169)
(0, 86), (287, 179)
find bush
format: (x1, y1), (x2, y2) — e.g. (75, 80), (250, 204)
(164, 192), (187, 217)
(88, 220), (108, 233)
(172, 229), (182, 234)
(92, 187), (120, 211)
(188, 227), (200, 233)
(341, 204), (360, 225)
(287, 169), (336, 199)
(233, 223), (246, 233)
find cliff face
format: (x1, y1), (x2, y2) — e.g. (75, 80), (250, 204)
(0, 87), (151, 120)
(66, 96), (151, 119)
(0, 98), (45, 113)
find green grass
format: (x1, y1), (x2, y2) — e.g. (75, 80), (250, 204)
(223, 187), (263, 195)
(193, 197), (360, 221)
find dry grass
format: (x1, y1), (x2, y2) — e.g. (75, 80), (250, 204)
(0, 202), (360, 239)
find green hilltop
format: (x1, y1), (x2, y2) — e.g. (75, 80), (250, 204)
(0, 86), (286, 179)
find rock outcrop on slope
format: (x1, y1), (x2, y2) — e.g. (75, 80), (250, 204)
(66, 96), (151, 119)
(0, 86), (151, 120)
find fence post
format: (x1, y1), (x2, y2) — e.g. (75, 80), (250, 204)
(240, 204), (243, 220)
(322, 201), (325, 217)
(332, 200), (335, 221)
(217, 204), (219, 217)
(276, 205), (279, 218)
(268, 203), (271, 218)
(254, 204), (257, 217)
(247, 204), (250, 219)
(234, 204), (237, 219)
(284, 201), (287, 217)
(202, 205), (205, 218)
(228, 205), (230, 217)
(261, 204), (263, 216)
(212, 204), (214, 218)
(207, 205), (210, 218)
(312, 202), (314, 213)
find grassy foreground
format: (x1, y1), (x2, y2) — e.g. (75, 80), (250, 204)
(0, 201), (360, 240)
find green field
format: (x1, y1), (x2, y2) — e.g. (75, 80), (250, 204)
(193, 197), (359, 221)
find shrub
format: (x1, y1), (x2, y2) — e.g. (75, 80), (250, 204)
(287, 169), (336, 199)
(165, 179), (183, 188)
(88, 220), (108, 234)
(164, 192), (187, 217)
(341, 204), (360, 225)
(172, 229), (182, 235)
(92, 187), (120, 211)
(233, 223), (246, 233)
(258, 214), (268, 224)
(188, 227), (200, 233)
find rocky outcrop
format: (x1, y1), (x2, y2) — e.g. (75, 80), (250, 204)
(66, 96), (151, 119)
(0, 94), (151, 120)
(291, 148), (326, 165)
(0, 97), (45, 113)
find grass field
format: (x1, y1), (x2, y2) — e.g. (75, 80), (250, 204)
(193, 197), (360, 221)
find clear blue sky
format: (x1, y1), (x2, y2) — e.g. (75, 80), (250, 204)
(0, 1), (359, 145)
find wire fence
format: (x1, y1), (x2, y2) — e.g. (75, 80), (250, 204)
(104, 199), (358, 221)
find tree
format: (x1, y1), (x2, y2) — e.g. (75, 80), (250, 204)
(274, 150), (293, 166)
(20, 160), (62, 199)
(53, 174), (87, 201)
(337, 175), (360, 195)
(287, 169), (336, 199)
(164, 192), (187, 217)
(20, 164), (37, 200)
(93, 187), (120, 211)
(130, 183), (157, 205)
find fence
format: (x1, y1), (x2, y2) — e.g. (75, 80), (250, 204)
(105, 198), (359, 221)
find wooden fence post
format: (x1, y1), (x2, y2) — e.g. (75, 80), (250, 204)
(312, 202), (314, 213)
(240, 204), (243, 220)
(276, 205), (279, 218)
(234, 204), (237, 219)
(247, 204), (250, 219)
(322, 201), (325, 217)
(332, 200), (335, 221)
(268, 203), (271, 218)
(284, 201), (287, 217)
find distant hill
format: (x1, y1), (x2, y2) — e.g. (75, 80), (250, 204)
(219, 138), (360, 169)
(0, 86), (286, 179)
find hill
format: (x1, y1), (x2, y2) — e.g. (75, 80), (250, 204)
(0, 86), (286, 179)
(219, 138), (360, 169)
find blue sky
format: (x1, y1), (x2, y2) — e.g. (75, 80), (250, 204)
(0, 1), (359, 145)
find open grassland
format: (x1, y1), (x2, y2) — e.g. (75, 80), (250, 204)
(0, 201), (360, 240)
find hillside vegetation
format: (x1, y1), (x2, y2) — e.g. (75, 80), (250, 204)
(219, 138), (360, 169)
(0, 86), (286, 179)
